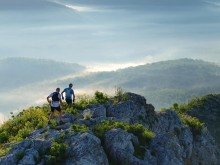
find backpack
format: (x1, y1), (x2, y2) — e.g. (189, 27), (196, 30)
(52, 92), (60, 101)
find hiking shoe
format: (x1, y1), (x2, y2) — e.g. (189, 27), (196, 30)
(59, 120), (64, 125)
(48, 121), (51, 124)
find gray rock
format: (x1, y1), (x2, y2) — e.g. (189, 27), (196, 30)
(149, 133), (184, 165)
(65, 132), (109, 165)
(107, 93), (157, 129)
(85, 104), (107, 118)
(191, 129), (220, 165)
(18, 148), (39, 165)
(152, 110), (183, 135)
(104, 128), (150, 165)
(0, 140), (52, 165)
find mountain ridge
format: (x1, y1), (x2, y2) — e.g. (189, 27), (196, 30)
(0, 92), (219, 164)
(58, 58), (220, 110)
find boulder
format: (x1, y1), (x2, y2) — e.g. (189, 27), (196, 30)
(104, 128), (150, 165)
(65, 133), (109, 165)
(107, 93), (157, 129)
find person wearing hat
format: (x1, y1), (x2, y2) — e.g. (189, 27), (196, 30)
(61, 83), (75, 107)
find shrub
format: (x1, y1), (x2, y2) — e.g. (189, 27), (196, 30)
(0, 107), (48, 145)
(65, 107), (79, 115)
(93, 120), (155, 145)
(75, 94), (95, 109)
(180, 114), (204, 136)
(114, 87), (128, 103)
(75, 91), (109, 110)
(47, 140), (67, 164)
(128, 124), (155, 145)
(94, 91), (108, 104)
(0, 131), (9, 143)
(170, 100), (205, 136)
(71, 124), (88, 134)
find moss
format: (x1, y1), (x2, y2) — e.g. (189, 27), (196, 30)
(93, 120), (155, 145)
(71, 124), (89, 134)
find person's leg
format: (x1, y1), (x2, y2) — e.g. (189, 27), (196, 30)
(57, 106), (63, 122)
(66, 99), (72, 108)
(48, 107), (55, 123)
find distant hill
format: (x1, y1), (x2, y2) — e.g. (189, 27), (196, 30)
(58, 58), (220, 110)
(0, 58), (85, 92)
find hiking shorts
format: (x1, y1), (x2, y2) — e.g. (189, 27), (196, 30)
(50, 106), (61, 112)
(66, 98), (72, 104)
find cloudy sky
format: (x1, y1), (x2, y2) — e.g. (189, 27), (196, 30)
(0, 0), (220, 70)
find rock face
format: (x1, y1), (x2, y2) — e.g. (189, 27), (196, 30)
(187, 94), (220, 147)
(104, 128), (150, 165)
(66, 133), (108, 165)
(0, 92), (220, 165)
(107, 92), (157, 129)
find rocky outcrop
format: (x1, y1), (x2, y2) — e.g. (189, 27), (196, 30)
(186, 94), (220, 147)
(0, 92), (220, 165)
(104, 128), (150, 165)
(66, 133), (108, 165)
(107, 92), (157, 129)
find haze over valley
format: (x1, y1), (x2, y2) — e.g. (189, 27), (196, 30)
(1, 58), (220, 123)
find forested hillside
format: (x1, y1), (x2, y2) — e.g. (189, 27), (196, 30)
(58, 59), (220, 110)
(0, 57), (85, 91)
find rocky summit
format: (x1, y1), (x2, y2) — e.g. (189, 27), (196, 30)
(0, 93), (220, 165)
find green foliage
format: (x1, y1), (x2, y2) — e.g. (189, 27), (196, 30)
(114, 87), (128, 103)
(94, 91), (108, 104)
(75, 94), (93, 109)
(75, 91), (109, 109)
(170, 101), (205, 136)
(180, 114), (204, 136)
(71, 124), (88, 134)
(93, 120), (155, 145)
(127, 124), (155, 145)
(0, 131), (9, 143)
(47, 140), (67, 164)
(0, 105), (49, 156)
(0, 146), (11, 157)
(65, 107), (79, 115)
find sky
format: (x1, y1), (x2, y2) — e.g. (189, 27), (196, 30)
(0, 0), (220, 70)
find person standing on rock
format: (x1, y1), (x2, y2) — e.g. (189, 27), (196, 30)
(47, 87), (64, 124)
(61, 83), (75, 108)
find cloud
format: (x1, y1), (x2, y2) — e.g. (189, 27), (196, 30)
(64, 5), (94, 12)
(86, 56), (154, 72)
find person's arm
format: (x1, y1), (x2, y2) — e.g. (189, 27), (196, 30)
(47, 96), (51, 104)
(61, 89), (65, 100)
(72, 91), (75, 103)
(73, 94), (75, 103)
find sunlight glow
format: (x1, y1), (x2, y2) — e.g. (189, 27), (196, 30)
(86, 57), (154, 72)
(65, 5), (94, 12)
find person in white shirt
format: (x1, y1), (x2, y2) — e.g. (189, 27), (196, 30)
(47, 88), (63, 124)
